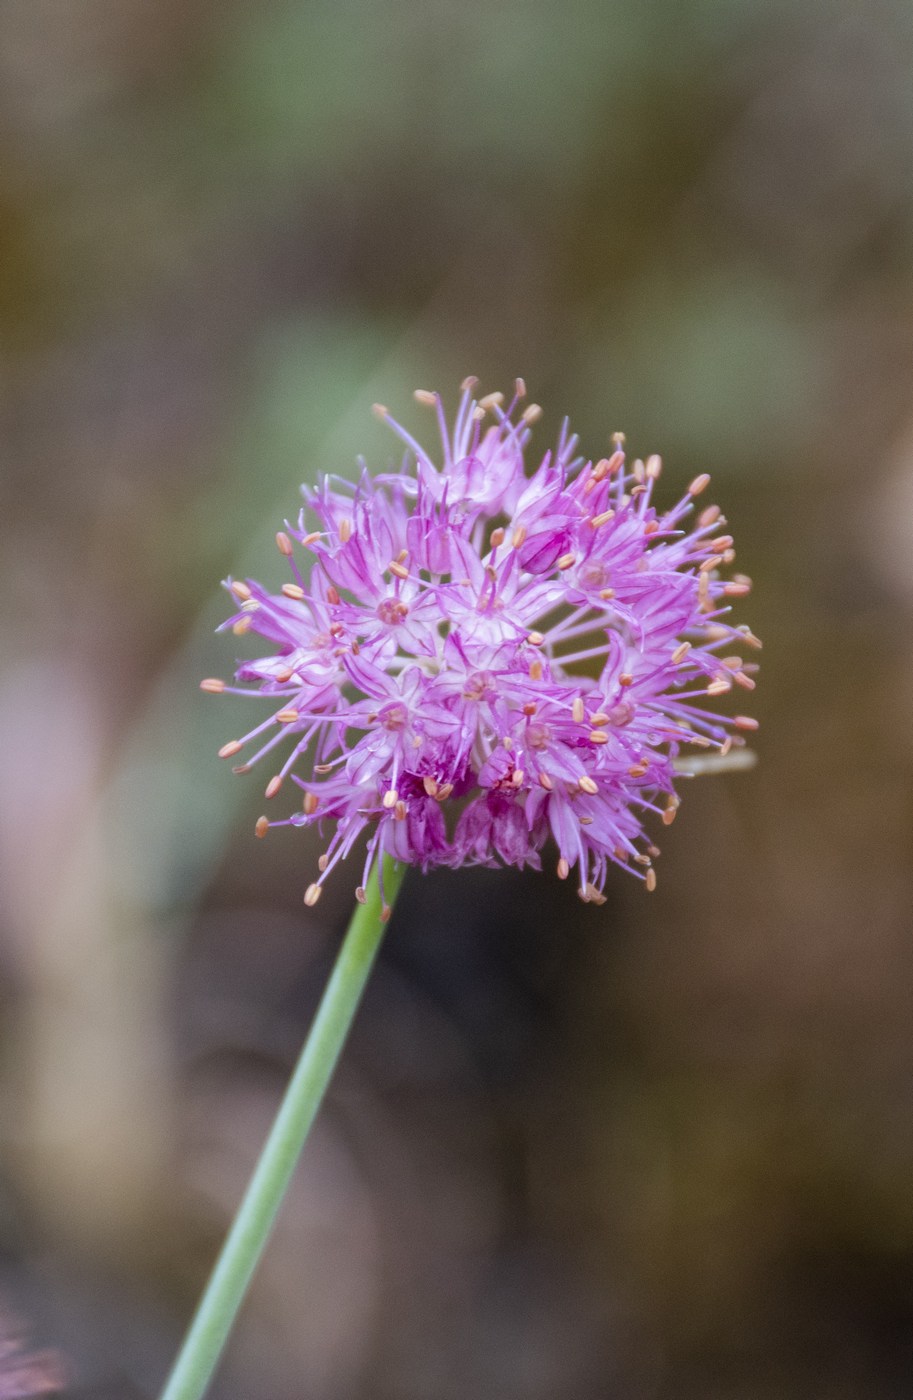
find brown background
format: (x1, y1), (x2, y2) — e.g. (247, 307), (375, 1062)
(0, 1), (912, 1396)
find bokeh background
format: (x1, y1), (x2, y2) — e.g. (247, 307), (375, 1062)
(1, 1), (912, 1396)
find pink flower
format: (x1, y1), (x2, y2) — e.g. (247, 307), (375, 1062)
(205, 380), (759, 909)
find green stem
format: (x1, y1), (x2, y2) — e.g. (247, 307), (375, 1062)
(159, 857), (406, 1400)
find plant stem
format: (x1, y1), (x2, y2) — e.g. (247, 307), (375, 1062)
(159, 857), (406, 1400)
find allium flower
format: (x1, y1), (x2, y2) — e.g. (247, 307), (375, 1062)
(204, 379), (759, 910)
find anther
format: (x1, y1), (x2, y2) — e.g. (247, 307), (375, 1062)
(557, 552), (576, 571)
(304, 883), (322, 906)
(599, 587), (615, 600)
(282, 583), (305, 600)
(218, 740), (243, 759)
(380, 904), (393, 923)
(572, 697), (585, 723)
(529, 660), (544, 681)
(689, 473), (711, 496)
(589, 731), (609, 745)
(276, 531), (293, 556)
(706, 678), (731, 696)
(512, 525), (527, 549)
(276, 709), (299, 724)
(338, 518), (352, 544)
(591, 712), (610, 726)
(460, 375), (478, 392)
(619, 673), (634, 687)
(522, 702), (537, 716)
(255, 816), (269, 838)
(734, 715), (759, 730)
(414, 389), (438, 406)
(232, 617), (251, 636)
(423, 776), (439, 797)
(382, 789), (398, 809)
(230, 581), (251, 602)
(698, 505), (721, 527)
(527, 631), (544, 646)
(724, 581), (751, 596)
(372, 403), (388, 420)
(394, 800), (407, 821)
(302, 531), (321, 547)
(479, 391), (504, 411)
(318, 854), (329, 871)
(645, 869), (657, 892)
(436, 783), (454, 801)
(265, 775), (283, 799)
(557, 858), (570, 880)
(388, 560), (409, 580)
(646, 454), (662, 479)
(579, 776), (599, 795)
(200, 678), (225, 693)
(522, 404), (542, 424)
(538, 772), (553, 790)
(584, 883), (607, 906)
(515, 377), (527, 397)
(490, 527), (505, 548)
(303, 792), (319, 815)
(326, 585), (341, 605)
(355, 886), (367, 904)
(672, 642), (690, 664)
(628, 762), (648, 778)
(590, 510), (614, 528)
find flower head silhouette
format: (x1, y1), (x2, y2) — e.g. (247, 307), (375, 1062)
(205, 380), (759, 908)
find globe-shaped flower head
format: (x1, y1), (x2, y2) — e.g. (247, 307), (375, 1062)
(205, 380), (759, 912)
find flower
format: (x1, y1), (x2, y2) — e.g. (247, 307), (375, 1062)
(204, 379), (759, 911)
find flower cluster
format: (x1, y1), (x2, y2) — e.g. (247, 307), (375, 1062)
(205, 380), (759, 911)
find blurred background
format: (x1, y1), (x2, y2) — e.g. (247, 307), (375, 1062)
(1, 0), (912, 1395)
